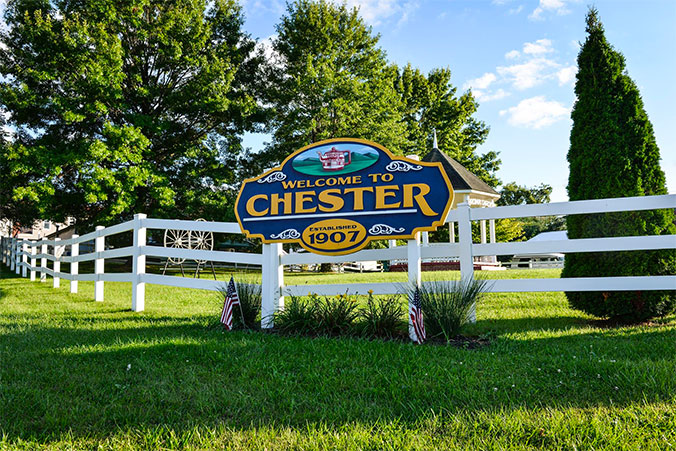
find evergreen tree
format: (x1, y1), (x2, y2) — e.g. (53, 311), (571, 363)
(258, 0), (409, 168)
(396, 64), (501, 187)
(562, 8), (676, 322)
(0, 0), (265, 228)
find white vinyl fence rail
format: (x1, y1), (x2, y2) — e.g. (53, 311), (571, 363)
(2, 195), (675, 330)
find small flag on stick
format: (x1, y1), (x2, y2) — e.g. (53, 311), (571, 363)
(220, 276), (240, 330)
(409, 287), (426, 344)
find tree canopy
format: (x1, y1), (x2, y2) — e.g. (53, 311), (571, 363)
(562, 8), (675, 322)
(396, 64), (501, 187)
(258, 0), (408, 168)
(0, 0), (265, 228)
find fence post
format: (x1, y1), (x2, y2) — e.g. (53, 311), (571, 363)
(40, 240), (47, 282)
(95, 225), (105, 302)
(131, 214), (147, 312)
(30, 241), (36, 281)
(22, 240), (28, 277)
(407, 233), (422, 342)
(70, 234), (79, 293)
(261, 243), (283, 329)
(10, 238), (16, 271)
(15, 239), (21, 275)
(457, 202), (476, 322)
(53, 238), (61, 288)
(1, 237), (5, 266)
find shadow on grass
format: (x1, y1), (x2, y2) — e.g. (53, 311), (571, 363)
(0, 314), (674, 441)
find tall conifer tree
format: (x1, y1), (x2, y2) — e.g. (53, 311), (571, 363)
(563, 8), (675, 322)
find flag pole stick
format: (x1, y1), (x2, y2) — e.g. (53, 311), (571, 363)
(232, 274), (247, 329)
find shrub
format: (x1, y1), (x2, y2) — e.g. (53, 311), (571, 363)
(563, 8), (676, 322)
(412, 278), (490, 342)
(358, 291), (406, 339)
(217, 276), (261, 329)
(315, 293), (359, 336)
(273, 295), (319, 335)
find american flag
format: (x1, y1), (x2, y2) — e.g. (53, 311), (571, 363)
(409, 287), (426, 344)
(220, 276), (240, 330)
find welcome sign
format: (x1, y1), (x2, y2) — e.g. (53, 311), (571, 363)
(235, 139), (454, 255)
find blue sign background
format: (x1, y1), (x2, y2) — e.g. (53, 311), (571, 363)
(235, 139), (454, 255)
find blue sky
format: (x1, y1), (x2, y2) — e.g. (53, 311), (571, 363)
(241, 0), (676, 201)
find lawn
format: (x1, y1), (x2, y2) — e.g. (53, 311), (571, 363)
(0, 266), (674, 450)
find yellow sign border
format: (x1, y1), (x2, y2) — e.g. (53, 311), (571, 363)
(234, 138), (455, 255)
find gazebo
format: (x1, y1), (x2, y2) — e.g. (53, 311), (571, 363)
(388, 136), (502, 271)
(422, 141), (500, 256)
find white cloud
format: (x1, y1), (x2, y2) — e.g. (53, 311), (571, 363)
(464, 72), (496, 90)
(508, 5), (524, 15)
(497, 57), (559, 90)
(556, 66), (576, 85)
(529, 0), (576, 21)
(505, 50), (520, 60)
(500, 96), (570, 129)
(343, 0), (419, 26)
(474, 88), (511, 102)
(523, 38), (553, 55)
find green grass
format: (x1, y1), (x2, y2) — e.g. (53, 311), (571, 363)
(1, 267), (675, 450)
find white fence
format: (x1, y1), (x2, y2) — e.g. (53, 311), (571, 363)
(2, 194), (675, 330)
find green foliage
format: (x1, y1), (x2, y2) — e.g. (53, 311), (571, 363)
(315, 293), (360, 336)
(413, 278), (490, 342)
(563, 8), (676, 322)
(498, 183), (552, 206)
(272, 295), (319, 335)
(357, 292), (406, 339)
(258, 0), (408, 168)
(218, 276), (261, 329)
(396, 64), (501, 187)
(496, 182), (564, 242)
(0, 0), (266, 228)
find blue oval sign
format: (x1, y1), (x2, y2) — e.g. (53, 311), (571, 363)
(235, 139), (454, 255)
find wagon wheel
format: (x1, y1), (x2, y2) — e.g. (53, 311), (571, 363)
(190, 219), (213, 265)
(163, 229), (191, 265)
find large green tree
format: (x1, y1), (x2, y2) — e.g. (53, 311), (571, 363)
(257, 0), (409, 169)
(0, 0), (265, 228)
(396, 64), (501, 187)
(562, 8), (675, 322)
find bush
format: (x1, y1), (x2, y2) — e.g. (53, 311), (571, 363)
(273, 295), (319, 335)
(357, 291), (406, 339)
(563, 8), (676, 322)
(315, 293), (359, 336)
(413, 278), (490, 342)
(217, 276), (261, 329)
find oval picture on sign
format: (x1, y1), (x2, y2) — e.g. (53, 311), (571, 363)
(301, 219), (368, 254)
(292, 142), (379, 176)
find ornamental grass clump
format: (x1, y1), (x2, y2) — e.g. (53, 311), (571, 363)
(273, 295), (319, 335)
(217, 276), (262, 329)
(315, 293), (359, 336)
(358, 291), (406, 339)
(413, 277), (491, 342)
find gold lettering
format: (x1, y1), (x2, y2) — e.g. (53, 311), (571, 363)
(375, 185), (401, 209)
(281, 180), (297, 189)
(271, 192), (292, 215)
(404, 184), (437, 216)
(318, 189), (344, 212)
(295, 191), (317, 214)
(344, 187), (374, 211)
(246, 194), (268, 217)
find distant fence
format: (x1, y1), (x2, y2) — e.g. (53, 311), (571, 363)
(2, 194), (675, 329)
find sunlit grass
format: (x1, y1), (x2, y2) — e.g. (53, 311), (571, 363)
(0, 267), (674, 450)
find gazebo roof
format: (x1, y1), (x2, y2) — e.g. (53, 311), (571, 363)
(422, 147), (499, 196)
